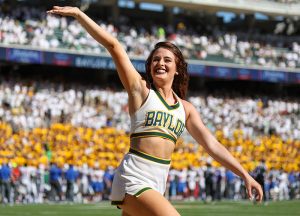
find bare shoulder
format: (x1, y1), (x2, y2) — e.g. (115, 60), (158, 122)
(180, 99), (197, 118)
(180, 99), (193, 108)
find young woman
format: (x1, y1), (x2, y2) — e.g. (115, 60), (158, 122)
(47, 6), (263, 216)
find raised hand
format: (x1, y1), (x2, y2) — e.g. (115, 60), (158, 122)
(47, 6), (81, 18)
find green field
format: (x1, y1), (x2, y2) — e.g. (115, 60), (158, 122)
(0, 200), (299, 216)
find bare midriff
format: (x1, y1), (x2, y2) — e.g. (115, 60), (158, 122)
(130, 137), (175, 160)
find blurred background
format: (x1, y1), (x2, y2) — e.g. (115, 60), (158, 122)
(0, 0), (299, 205)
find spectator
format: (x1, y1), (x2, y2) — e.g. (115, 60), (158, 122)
(65, 164), (79, 202)
(49, 162), (62, 201)
(0, 163), (12, 204)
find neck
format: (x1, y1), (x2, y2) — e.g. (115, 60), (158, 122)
(153, 83), (173, 100)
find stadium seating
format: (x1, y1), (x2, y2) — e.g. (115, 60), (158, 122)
(0, 1), (299, 204)
(0, 6), (299, 68)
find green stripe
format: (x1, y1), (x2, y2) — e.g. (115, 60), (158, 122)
(129, 148), (171, 165)
(111, 200), (124, 205)
(130, 131), (177, 144)
(134, 187), (152, 197)
(152, 86), (180, 110)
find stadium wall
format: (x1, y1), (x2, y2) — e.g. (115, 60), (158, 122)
(1, 44), (300, 84)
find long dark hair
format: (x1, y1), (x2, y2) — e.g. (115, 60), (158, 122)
(145, 41), (189, 99)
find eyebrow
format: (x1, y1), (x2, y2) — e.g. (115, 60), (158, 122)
(153, 56), (173, 60)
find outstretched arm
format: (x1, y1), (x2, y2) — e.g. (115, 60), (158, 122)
(47, 6), (146, 100)
(183, 100), (263, 202)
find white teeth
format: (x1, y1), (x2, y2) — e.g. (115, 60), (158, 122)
(156, 69), (166, 74)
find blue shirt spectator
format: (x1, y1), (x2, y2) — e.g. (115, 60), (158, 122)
(0, 164), (11, 182)
(65, 165), (78, 182)
(49, 163), (62, 182)
(104, 166), (114, 183)
(225, 170), (235, 183)
(288, 171), (296, 186)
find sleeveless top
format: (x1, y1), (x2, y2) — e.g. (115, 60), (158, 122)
(130, 86), (186, 144)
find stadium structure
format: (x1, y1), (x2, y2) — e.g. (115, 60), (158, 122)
(0, 0), (299, 206)
(1, 0), (300, 89)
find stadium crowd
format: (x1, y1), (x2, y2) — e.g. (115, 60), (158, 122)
(0, 5), (300, 68)
(0, 74), (299, 204)
(274, 0), (300, 3)
(1, 0), (300, 205)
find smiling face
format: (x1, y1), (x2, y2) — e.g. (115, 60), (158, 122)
(150, 48), (177, 84)
(145, 42), (189, 99)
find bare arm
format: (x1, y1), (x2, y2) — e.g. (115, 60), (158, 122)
(183, 100), (263, 202)
(47, 6), (146, 100)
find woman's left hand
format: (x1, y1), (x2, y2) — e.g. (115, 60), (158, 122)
(244, 174), (263, 202)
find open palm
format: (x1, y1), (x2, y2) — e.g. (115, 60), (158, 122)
(47, 6), (80, 17)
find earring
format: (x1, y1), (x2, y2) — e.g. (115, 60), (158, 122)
(175, 72), (179, 75)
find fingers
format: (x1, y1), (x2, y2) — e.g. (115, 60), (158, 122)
(47, 6), (70, 13)
(256, 192), (263, 202)
(246, 185), (253, 200)
(255, 185), (263, 202)
(47, 6), (60, 13)
(47, 9), (59, 14)
(248, 184), (263, 202)
(46, 6), (79, 17)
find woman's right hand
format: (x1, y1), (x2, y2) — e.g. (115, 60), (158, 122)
(47, 6), (81, 18)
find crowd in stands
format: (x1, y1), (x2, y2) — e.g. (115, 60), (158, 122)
(1, 75), (299, 142)
(0, 74), (299, 204)
(274, 0), (300, 3)
(0, 5), (300, 68)
(0, 2), (300, 205)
